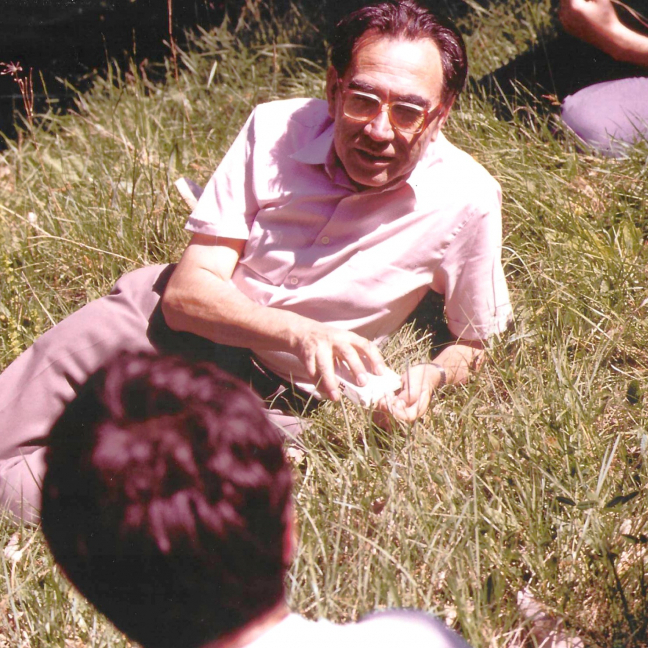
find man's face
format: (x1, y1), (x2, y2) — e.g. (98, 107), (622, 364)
(327, 34), (449, 189)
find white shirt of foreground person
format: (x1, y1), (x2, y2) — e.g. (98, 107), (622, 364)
(246, 610), (472, 648)
(186, 97), (512, 393)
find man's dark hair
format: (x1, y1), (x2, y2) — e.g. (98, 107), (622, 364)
(41, 352), (292, 648)
(330, 0), (468, 106)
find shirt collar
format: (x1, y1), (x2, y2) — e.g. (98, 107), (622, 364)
(290, 120), (444, 195)
(290, 121), (335, 165)
(290, 121), (356, 190)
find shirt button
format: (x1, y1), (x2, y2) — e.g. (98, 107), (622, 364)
(289, 277), (299, 285)
(321, 236), (330, 245)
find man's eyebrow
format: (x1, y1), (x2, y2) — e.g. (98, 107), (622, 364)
(393, 93), (428, 108)
(346, 79), (429, 108)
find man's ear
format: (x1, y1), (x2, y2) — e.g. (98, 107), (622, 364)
(436, 96), (456, 131)
(325, 66), (339, 119)
(426, 97), (455, 142)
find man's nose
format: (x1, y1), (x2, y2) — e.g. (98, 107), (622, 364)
(365, 106), (395, 140)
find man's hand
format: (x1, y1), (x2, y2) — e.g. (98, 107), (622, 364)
(375, 339), (485, 424)
(293, 321), (386, 401)
(380, 363), (439, 422)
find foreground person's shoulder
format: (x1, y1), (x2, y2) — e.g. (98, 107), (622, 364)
(353, 609), (473, 648)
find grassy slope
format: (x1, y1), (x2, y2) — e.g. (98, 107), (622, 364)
(1, 1), (648, 646)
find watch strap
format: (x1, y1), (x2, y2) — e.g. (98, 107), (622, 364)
(430, 362), (447, 389)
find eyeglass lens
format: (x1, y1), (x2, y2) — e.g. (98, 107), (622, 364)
(343, 92), (426, 133)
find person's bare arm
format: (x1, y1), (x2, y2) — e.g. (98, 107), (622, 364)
(378, 339), (485, 422)
(559, 0), (648, 66)
(161, 233), (386, 400)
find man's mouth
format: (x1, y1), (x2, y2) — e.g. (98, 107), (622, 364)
(355, 148), (394, 164)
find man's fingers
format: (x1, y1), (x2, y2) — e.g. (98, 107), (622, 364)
(377, 398), (417, 422)
(337, 344), (371, 387)
(296, 326), (385, 400)
(388, 368), (433, 421)
(338, 337), (385, 385)
(390, 394), (429, 421)
(314, 348), (341, 401)
(375, 391), (420, 422)
(302, 346), (338, 400)
(356, 338), (386, 376)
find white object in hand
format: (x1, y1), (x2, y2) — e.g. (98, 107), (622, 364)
(338, 368), (402, 407)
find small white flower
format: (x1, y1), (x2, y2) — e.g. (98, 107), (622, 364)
(4, 532), (23, 564)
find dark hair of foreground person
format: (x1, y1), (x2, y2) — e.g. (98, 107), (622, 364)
(41, 352), (293, 648)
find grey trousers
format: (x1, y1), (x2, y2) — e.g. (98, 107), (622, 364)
(0, 264), (306, 523)
(561, 77), (648, 157)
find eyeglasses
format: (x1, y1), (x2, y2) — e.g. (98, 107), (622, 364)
(338, 82), (441, 134)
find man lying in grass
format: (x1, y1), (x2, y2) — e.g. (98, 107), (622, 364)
(41, 351), (473, 648)
(0, 0), (511, 521)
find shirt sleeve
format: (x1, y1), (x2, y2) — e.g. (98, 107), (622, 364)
(434, 184), (512, 340)
(185, 109), (260, 240)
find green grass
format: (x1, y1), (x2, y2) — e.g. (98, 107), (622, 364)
(1, 1), (648, 646)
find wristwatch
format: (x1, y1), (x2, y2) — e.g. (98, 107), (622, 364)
(430, 362), (446, 389)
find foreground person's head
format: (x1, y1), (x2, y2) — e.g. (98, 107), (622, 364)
(42, 352), (293, 648)
(327, 0), (468, 188)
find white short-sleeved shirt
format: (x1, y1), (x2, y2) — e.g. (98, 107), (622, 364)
(187, 98), (511, 387)
(246, 611), (472, 648)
